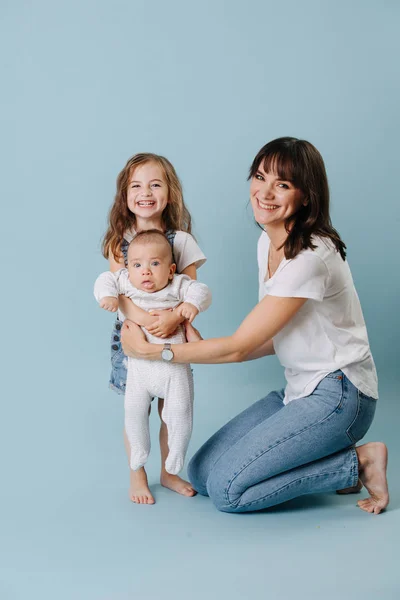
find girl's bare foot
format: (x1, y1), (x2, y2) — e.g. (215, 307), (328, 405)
(160, 471), (197, 497)
(336, 478), (363, 495)
(356, 442), (389, 514)
(129, 467), (155, 504)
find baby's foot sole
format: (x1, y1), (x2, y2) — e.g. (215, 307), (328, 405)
(160, 473), (197, 497)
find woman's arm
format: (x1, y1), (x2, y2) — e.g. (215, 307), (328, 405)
(184, 322), (275, 360)
(121, 294), (307, 364)
(243, 338), (275, 360)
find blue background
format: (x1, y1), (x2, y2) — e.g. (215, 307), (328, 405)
(1, 1), (399, 599)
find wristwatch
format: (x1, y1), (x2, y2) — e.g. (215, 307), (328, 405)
(161, 343), (174, 362)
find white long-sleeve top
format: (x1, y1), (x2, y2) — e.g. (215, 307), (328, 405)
(94, 269), (212, 315)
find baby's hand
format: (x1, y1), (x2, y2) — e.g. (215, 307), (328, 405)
(175, 302), (199, 323)
(146, 309), (182, 338)
(100, 296), (118, 312)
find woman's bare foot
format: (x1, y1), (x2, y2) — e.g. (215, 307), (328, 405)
(356, 442), (389, 514)
(336, 478), (363, 495)
(129, 467), (155, 505)
(160, 471), (197, 497)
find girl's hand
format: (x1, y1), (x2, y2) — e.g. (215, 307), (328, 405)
(175, 302), (199, 323)
(121, 320), (148, 358)
(146, 309), (183, 338)
(184, 321), (203, 342)
(100, 297), (118, 312)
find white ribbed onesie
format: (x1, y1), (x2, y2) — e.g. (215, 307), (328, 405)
(94, 270), (211, 474)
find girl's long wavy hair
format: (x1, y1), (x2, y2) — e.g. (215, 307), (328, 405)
(249, 137), (346, 260)
(102, 153), (192, 261)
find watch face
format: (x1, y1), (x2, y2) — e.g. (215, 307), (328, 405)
(162, 348), (174, 361)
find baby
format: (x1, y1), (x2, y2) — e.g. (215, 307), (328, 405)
(94, 230), (211, 476)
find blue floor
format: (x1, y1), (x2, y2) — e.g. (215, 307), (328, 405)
(1, 372), (399, 600)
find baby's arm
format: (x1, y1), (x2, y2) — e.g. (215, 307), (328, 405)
(174, 278), (212, 323)
(108, 250), (157, 328)
(94, 272), (119, 312)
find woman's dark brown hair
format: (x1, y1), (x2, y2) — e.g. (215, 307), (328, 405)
(249, 137), (346, 260)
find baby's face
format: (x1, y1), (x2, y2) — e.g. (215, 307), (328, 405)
(127, 241), (176, 293)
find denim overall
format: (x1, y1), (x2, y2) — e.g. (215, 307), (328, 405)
(109, 231), (177, 395)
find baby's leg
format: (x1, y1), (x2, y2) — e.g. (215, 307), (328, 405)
(124, 428), (154, 504)
(162, 368), (194, 475)
(125, 366), (152, 471)
(158, 399), (196, 497)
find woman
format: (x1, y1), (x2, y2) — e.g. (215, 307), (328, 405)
(121, 137), (389, 515)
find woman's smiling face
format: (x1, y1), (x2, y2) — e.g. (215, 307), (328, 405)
(250, 162), (306, 228)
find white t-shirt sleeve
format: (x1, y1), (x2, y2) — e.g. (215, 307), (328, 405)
(174, 274), (212, 313)
(173, 231), (207, 273)
(268, 252), (329, 301)
(94, 271), (119, 302)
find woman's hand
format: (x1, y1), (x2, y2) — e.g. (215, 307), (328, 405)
(121, 320), (148, 358)
(184, 321), (203, 342)
(146, 309), (183, 338)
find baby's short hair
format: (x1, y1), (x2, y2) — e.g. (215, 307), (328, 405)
(128, 229), (173, 263)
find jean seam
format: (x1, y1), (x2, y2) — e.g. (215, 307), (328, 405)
(346, 391), (361, 445)
(349, 446), (358, 487)
(224, 381), (348, 506)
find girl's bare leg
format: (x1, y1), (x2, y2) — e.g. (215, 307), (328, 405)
(124, 414), (155, 505)
(158, 398), (196, 497)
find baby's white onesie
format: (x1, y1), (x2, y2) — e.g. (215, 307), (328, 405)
(94, 270), (211, 474)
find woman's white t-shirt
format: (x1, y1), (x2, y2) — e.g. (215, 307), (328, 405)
(258, 232), (378, 404)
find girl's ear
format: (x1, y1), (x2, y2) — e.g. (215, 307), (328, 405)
(169, 263), (177, 280)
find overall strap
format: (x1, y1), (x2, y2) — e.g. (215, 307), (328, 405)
(120, 238), (129, 268)
(165, 230), (177, 266)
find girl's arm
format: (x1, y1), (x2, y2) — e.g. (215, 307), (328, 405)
(121, 294), (306, 363)
(108, 251), (157, 328)
(181, 263), (197, 280)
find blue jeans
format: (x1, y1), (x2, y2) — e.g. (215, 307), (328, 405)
(109, 319), (127, 395)
(187, 371), (376, 513)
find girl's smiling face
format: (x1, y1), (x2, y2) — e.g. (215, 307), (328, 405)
(127, 161), (169, 221)
(250, 162), (306, 228)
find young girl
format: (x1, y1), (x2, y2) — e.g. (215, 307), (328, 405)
(101, 153), (206, 504)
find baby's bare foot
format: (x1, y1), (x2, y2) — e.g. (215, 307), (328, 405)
(336, 478), (363, 495)
(356, 442), (389, 514)
(160, 472), (197, 497)
(129, 467), (155, 505)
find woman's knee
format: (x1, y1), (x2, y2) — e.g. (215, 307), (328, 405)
(206, 468), (241, 513)
(187, 450), (209, 496)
